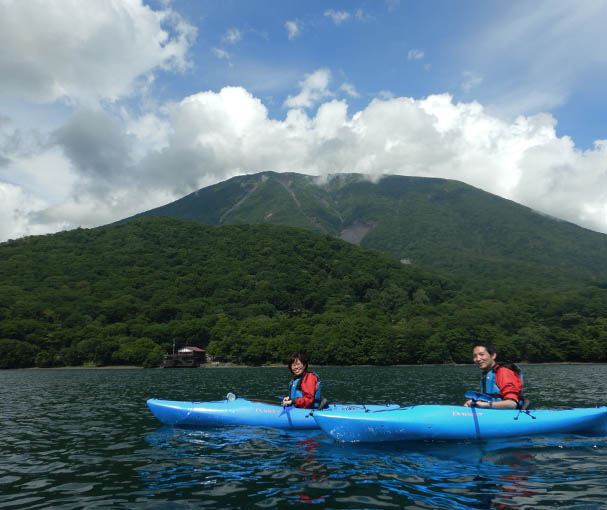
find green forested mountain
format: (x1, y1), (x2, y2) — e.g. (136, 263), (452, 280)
(0, 217), (452, 368)
(127, 172), (607, 290)
(1, 216), (606, 369)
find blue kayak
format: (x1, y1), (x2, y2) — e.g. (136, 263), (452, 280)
(313, 405), (607, 442)
(147, 398), (399, 430)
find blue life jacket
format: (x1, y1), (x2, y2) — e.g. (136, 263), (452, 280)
(481, 364), (524, 405)
(289, 371), (322, 409)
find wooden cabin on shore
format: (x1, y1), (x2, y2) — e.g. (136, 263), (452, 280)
(162, 346), (206, 368)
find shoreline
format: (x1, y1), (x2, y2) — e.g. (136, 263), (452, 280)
(21, 361), (607, 370)
(26, 365), (143, 370)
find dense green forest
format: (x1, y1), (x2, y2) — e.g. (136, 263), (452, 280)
(1, 216), (606, 369)
(130, 172), (607, 290)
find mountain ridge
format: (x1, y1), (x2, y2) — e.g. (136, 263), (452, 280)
(125, 171), (607, 289)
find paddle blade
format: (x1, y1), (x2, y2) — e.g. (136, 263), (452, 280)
(279, 405), (293, 416)
(465, 390), (492, 402)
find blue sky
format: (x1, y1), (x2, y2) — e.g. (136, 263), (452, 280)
(148, 0), (605, 147)
(0, 0), (606, 241)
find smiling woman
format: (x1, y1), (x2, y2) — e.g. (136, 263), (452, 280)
(282, 352), (324, 409)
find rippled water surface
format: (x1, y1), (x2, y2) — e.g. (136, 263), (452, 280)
(1, 365), (606, 509)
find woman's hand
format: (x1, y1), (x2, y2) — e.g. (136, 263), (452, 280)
(282, 397), (292, 407)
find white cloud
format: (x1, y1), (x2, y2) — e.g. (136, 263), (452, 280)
(0, 181), (52, 241)
(126, 112), (171, 156)
(1, 1), (605, 245)
(1, 147), (76, 203)
(324, 9), (350, 25)
(3, 78), (607, 241)
(223, 28), (242, 44)
(0, 142), (80, 240)
(284, 69), (332, 109)
(514, 136), (607, 233)
(152, 87), (605, 235)
(407, 49), (424, 60)
(285, 20), (301, 40)
(0, 0), (196, 108)
(340, 82), (360, 98)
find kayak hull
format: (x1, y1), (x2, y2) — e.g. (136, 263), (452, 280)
(147, 398), (399, 430)
(313, 405), (607, 442)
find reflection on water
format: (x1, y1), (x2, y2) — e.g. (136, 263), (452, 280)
(141, 424), (607, 509)
(1, 365), (606, 509)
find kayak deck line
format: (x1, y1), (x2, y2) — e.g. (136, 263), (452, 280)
(312, 404), (607, 442)
(147, 397), (400, 430)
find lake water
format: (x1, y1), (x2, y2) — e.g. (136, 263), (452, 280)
(1, 365), (606, 509)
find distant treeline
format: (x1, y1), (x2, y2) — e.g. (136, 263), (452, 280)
(1, 217), (606, 369)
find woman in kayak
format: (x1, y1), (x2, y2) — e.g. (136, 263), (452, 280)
(282, 352), (324, 409)
(464, 342), (524, 409)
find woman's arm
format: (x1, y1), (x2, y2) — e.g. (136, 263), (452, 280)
(465, 398), (517, 409)
(294, 373), (318, 409)
(495, 367), (523, 404)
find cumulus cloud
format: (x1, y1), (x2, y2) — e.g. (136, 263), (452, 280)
(285, 20), (301, 40)
(0, 0), (196, 107)
(0, 181), (51, 241)
(284, 69), (332, 109)
(324, 9), (350, 25)
(0, 141), (81, 240)
(51, 110), (134, 192)
(3, 78), (607, 241)
(143, 87), (604, 234)
(2, 1), (605, 244)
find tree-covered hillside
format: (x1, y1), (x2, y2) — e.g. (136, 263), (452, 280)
(127, 172), (607, 290)
(1, 216), (606, 369)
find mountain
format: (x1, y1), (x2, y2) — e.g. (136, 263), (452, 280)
(127, 171), (607, 289)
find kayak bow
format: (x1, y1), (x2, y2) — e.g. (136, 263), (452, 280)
(147, 397), (399, 430)
(313, 404), (607, 442)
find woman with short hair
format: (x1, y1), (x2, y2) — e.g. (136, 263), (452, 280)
(281, 352), (323, 409)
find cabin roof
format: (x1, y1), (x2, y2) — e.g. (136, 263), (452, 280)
(178, 346), (205, 353)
